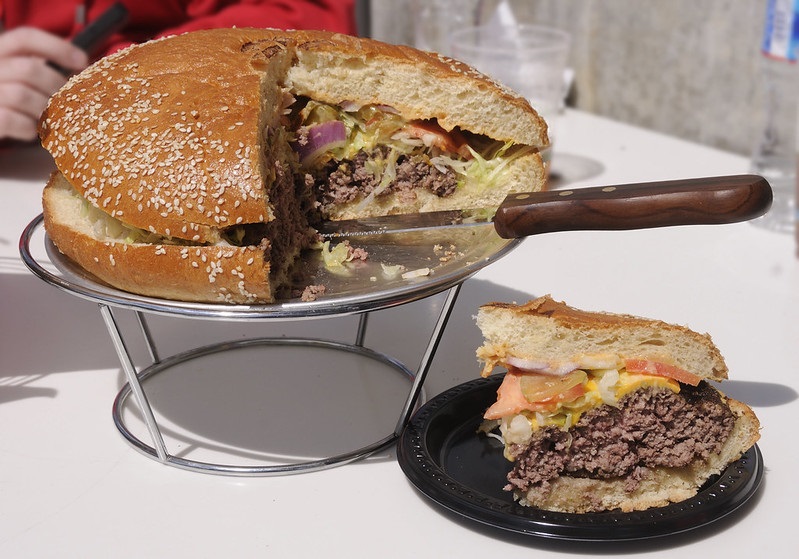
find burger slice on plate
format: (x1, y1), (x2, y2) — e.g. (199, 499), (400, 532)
(38, 28), (548, 304)
(475, 295), (761, 513)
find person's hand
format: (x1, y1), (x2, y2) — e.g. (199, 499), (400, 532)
(0, 27), (89, 142)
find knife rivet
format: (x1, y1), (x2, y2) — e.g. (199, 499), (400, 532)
(602, 186), (616, 192)
(515, 193), (531, 200)
(558, 190), (573, 196)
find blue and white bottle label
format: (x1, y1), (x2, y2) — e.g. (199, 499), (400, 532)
(762, 0), (799, 61)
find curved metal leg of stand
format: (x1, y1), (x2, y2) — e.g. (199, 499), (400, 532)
(393, 283), (461, 434)
(99, 304), (169, 463)
(134, 311), (160, 364)
(355, 312), (369, 347)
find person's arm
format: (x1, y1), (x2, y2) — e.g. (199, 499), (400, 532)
(0, 27), (88, 141)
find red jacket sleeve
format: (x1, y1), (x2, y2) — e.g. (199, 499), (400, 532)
(101, 0), (356, 56)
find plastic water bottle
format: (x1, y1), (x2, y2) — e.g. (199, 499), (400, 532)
(751, 0), (799, 233)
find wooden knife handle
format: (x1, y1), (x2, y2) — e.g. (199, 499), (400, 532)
(492, 175), (774, 239)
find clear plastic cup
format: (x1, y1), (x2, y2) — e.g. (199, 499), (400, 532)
(448, 23), (571, 159)
(410, 0), (484, 54)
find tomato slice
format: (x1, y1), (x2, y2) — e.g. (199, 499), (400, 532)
(553, 383), (587, 405)
(623, 359), (702, 386)
(404, 120), (469, 156)
(519, 369), (587, 403)
(483, 371), (587, 420)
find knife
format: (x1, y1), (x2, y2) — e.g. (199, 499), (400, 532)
(316, 175), (773, 239)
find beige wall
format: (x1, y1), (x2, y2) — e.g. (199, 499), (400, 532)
(368, 0), (780, 158)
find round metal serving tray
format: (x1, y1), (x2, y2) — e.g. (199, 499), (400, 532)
(19, 213), (522, 475)
(20, 214), (521, 320)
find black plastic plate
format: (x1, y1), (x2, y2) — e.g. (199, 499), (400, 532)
(397, 375), (763, 541)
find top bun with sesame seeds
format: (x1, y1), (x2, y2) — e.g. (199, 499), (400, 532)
(38, 28), (549, 303)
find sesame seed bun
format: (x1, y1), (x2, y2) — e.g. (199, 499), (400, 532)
(42, 172), (276, 303)
(476, 295), (730, 382)
(39, 29), (294, 244)
(38, 28), (548, 303)
(284, 31), (549, 147)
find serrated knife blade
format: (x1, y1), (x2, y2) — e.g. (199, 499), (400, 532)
(316, 175), (773, 240)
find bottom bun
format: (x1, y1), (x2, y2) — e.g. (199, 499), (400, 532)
(514, 398), (760, 513)
(42, 172), (277, 304)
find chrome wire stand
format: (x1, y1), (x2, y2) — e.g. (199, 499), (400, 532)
(22, 213), (518, 476)
(100, 284), (461, 476)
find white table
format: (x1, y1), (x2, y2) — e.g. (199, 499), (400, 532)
(1, 110), (797, 557)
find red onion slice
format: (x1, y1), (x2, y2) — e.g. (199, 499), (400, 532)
(294, 120), (347, 164)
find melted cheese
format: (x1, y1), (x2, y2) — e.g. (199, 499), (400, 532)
(615, 371), (679, 399)
(492, 366), (681, 446)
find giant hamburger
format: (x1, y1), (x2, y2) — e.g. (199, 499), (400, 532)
(38, 28), (548, 303)
(476, 295), (761, 513)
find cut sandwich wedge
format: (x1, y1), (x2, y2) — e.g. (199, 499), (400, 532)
(475, 295), (761, 513)
(38, 28), (547, 303)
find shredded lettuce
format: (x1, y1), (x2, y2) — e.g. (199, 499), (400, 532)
(73, 189), (246, 247)
(354, 146), (401, 211)
(498, 414), (533, 446)
(293, 98), (540, 197)
(297, 100), (407, 163)
(463, 142), (537, 192)
(78, 195), (171, 245)
(427, 140), (538, 195)
(222, 226), (247, 246)
(321, 240), (350, 267)
(380, 262), (406, 278)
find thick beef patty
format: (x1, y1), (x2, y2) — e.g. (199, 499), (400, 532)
(506, 383), (736, 495)
(310, 147), (458, 213)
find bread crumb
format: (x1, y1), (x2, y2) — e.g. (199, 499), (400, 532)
(402, 267), (430, 279)
(434, 243), (462, 263)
